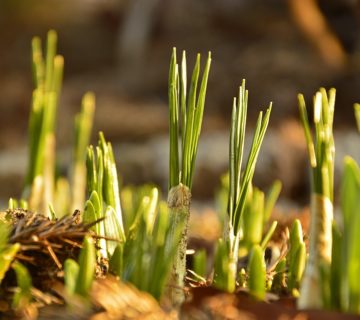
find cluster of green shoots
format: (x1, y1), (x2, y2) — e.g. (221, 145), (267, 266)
(1, 30), (360, 316)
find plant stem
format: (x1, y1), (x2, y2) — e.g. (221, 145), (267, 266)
(167, 49), (211, 305)
(298, 89), (335, 309)
(166, 184), (191, 306)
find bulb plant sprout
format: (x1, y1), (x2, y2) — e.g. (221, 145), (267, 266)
(25, 30), (63, 216)
(213, 80), (272, 294)
(3, 29), (360, 319)
(354, 104), (360, 132)
(167, 48), (211, 305)
(84, 132), (126, 258)
(298, 89), (335, 309)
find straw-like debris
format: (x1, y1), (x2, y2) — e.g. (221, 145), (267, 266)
(1, 209), (98, 290)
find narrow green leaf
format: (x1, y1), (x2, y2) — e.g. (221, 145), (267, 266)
(12, 261), (32, 309)
(0, 222), (10, 252)
(193, 249), (207, 278)
(287, 219), (304, 266)
(330, 223), (342, 310)
(109, 243), (124, 277)
(169, 48), (179, 188)
(355, 103), (360, 132)
(260, 221), (278, 250)
(288, 242), (306, 293)
(248, 245), (266, 300)
(298, 94), (316, 168)
(242, 188), (264, 246)
(0, 243), (20, 284)
(8, 198), (18, 210)
(263, 180), (282, 223)
(64, 258), (80, 296)
(45, 30), (57, 92)
(103, 206), (123, 255)
(31, 36), (44, 88)
(75, 236), (96, 297)
(272, 258), (286, 292)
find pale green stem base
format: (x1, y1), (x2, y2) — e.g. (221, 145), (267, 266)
(298, 194), (333, 309)
(166, 184), (191, 307)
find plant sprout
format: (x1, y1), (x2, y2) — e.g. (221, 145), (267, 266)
(298, 88), (335, 309)
(214, 80), (272, 293)
(167, 48), (211, 305)
(84, 132), (126, 258)
(71, 92), (95, 212)
(24, 30), (64, 216)
(354, 104), (360, 132)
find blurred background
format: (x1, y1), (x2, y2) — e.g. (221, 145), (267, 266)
(1, 0), (360, 209)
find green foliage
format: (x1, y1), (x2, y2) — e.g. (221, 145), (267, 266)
(330, 223), (342, 310)
(121, 184), (158, 235)
(109, 243), (124, 277)
(63, 237), (96, 301)
(339, 156), (360, 313)
(247, 245), (266, 300)
(271, 258), (286, 292)
(0, 223), (20, 284)
(241, 187), (265, 249)
(264, 180), (282, 223)
(25, 30), (64, 215)
(288, 242), (306, 294)
(122, 199), (183, 300)
(169, 48), (211, 189)
(74, 236), (96, 298)
(193, 249), (207, 278)
(71, 92), (95, 212)
(214, 81), (273, 293)
(64, 258), (80, 296)
(298, 89), (335, 200)
(298, 88), (335, 309)
(354, 104), (360, 132)
(287, 219), (304, 268)
(260, 221), (278, 250)
(85, 132), (126, 257)
(228, 81), (272, 235)
(12, 262), (32, 310)
(213, 239), (235, 292)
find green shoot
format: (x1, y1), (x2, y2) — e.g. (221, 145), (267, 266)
(64, 258), (80, 296)
(71, 92), (95, 212)
(330, 223), (342, 310)
(271, 258), (287, 292)
(263, 180), (282, 223)
(354, 104), (360, 132)
(242, 187), (265, 249)
(286, 219), (306, 296)
(298, 89), (335, 309)
(0, 222), (20, 284)
(169, 48), (211, 189)
(109, 243), (124, 278)
(122, 200), (183, 300)
(288, 242), (306, 295)
(260, 221), (278, 250)
(287, 219), (304, 267)
(12, 262), (32, 310)
(167, 48), (211, 305)
(74, 236), (96, 298)
(340, 156), (360, 313)
(193, 249), (207, 278)
(84, 132), (125, 257)
(25, 30), (64, 217)
(248, 245), (266, 300)
(216, 80), (272, 292)
(213, 239), (234, 292)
